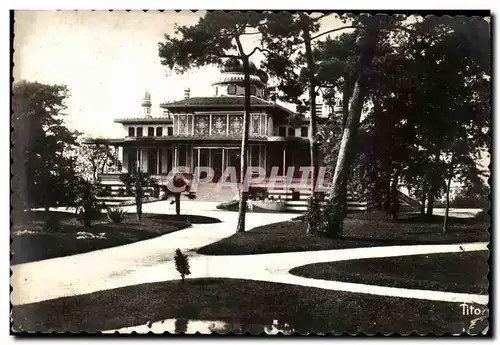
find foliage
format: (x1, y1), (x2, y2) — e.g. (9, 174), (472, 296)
(72, 178), (107, 228)
(12, 80), (80, 211)
(174, 248), (191, 284)
(74, 139), (119, 182)
(107, 207), (126, 224)
(311, 15), (490, 230)
(120, 171), (158, 221)
(159, 12), (268, 233)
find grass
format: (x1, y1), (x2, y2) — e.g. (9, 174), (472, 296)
(11, 211), (218, 265)
(290, 251), (489, 295)
(11, 278), (489, 335)
(197, 212), (489, 256)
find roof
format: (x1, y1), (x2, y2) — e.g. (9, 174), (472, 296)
(160, 96), (298, 119)
(114, 117), (173, 124)
(85, 135), (309, 145)
(161, 96), (270, 107)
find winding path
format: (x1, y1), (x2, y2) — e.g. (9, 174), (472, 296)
(11, 201), (489, 306)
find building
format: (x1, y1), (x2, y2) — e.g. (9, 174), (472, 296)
(99, 60), (339, 186)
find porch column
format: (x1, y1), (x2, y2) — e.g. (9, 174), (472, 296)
(197, 148), (201, 170)
(157, 148), (160, 175)
(222, 148), (225, 174)
(174, 145), (178, 168)
(282, 145), (286, 176)
(208, 148), (212, 170)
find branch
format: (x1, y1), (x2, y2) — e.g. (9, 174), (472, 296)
(247, 46), (273, 58)
(235, 35), (246, 57)
(240, 31), (262, 36)
(220, 54), (242, 59)
(310, 25), (361, 41)
(311, 13), (332, 22)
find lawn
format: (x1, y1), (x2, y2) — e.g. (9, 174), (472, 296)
(198, 212), (489, 256)
(11, 211), (219, 265)
(290, 251), (489, 295)
(11, 278), (488, 335)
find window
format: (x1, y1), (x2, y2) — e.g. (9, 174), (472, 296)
(156, 127), (163, 136)
(137, 127), (143, 137)
(301, 126), (309, 137)
(148, 127), (154, 136)
(227, 84), (237, 95)
(287, 127), (295, 137)
(250, 85), (257, 95)
(128, 127), (135, 137)
(167, 127), (173, 136)
(278, 126), (286, 137)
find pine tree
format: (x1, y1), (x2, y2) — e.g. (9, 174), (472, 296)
(174, 249), (191, 284)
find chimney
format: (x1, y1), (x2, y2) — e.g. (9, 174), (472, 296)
(184, 88), (191, 99)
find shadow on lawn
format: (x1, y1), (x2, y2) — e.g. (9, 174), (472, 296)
(11, 211), (221, 265)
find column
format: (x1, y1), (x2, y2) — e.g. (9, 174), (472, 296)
(208, 148), (212, 171)
(209, 114), (213, 135)
(197, 148), (201, 171)
(226, 114), (230, 135)
(282, 145), (286, 176)
(174, 145), (178, 168)
(222, 148), (225, 175)
(157, 148), (160, 175)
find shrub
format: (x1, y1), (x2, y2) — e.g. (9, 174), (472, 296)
(174, 248), (191, 284)
(107, 207), (126, 223)
(43, 214), (60, 232)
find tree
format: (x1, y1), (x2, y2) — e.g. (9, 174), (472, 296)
(12, 80), (80, 213)
(261, 13), (357, 234)
(174, 248), (191, 284)
(72, 177), (107, 228)
(75, 139), (119, 182)
(120, 170), (157, 221)
(158, 12), (266, 233)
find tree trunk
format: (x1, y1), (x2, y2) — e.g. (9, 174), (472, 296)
(420, 180), (427, 215)
(303, 26), (319, 235)
(136, 180), (143, 221)
(426, 185), (434, 216)
(325, 26), (378, 237)
(175, 193), (181, 216)
(389, 169), (400, 220)
(236, 55), (251, 233)
(342, 71), (350, 129)
(443, 175), (452, 234)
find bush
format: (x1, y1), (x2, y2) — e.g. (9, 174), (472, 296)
(107, 207), (126, 223)
(43, 214), (61, 232)
(174, 248), (191, 283)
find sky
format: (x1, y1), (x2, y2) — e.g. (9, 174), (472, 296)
(13, 10), (346, 138)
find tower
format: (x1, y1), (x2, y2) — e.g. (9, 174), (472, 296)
(142, 91), (152, 118)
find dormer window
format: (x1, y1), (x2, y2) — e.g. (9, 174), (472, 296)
(167, 127), (173, 136)
(287, 127), (295, 137)
(250, 85), (257, 95)
(227, 84), (236, 95)
(137, 127), (143, 137)
(156, 127), (163, 136)
(301, 126), (309, 137)
(128, 127), (135, 137)
(278, 126), (286, 137)
(148, 127), (154, 137)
